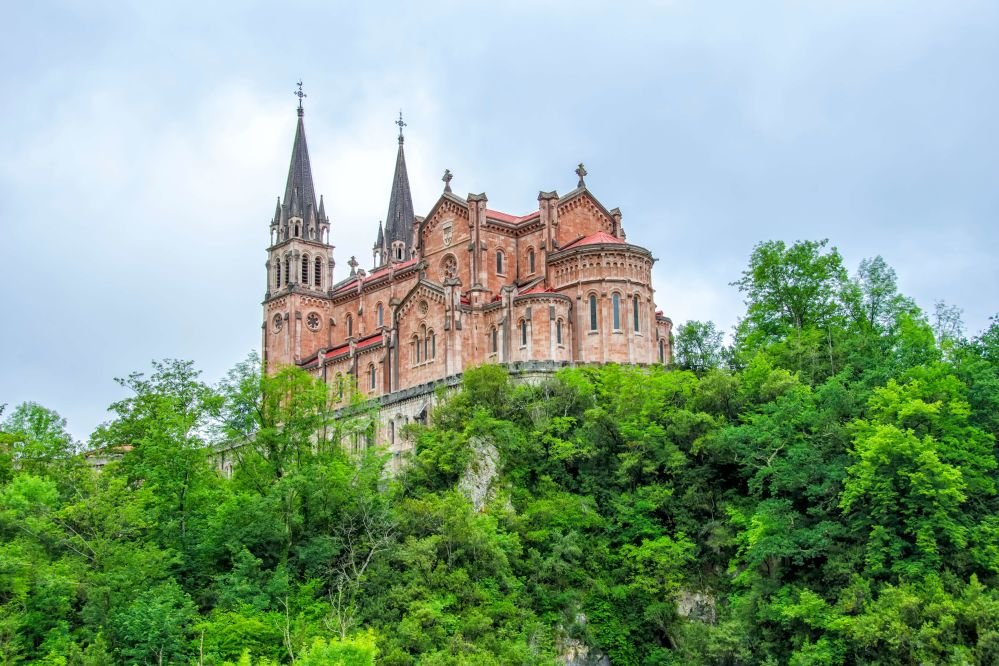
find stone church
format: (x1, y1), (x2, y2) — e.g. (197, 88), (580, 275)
(262, 97), (672, 460)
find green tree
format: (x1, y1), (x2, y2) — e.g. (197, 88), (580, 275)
(672, 320), (726, 374)
(1, 402), (78, 477)
(111, 581), (196, 665)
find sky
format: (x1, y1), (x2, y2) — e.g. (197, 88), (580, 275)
(1, 0), (997, 442)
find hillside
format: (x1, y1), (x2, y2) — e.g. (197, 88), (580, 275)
(2, 240), (998, 664)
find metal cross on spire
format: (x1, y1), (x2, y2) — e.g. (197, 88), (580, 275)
(576, 162), (588, 188)
(294, 80), (307, 116)
(442, 169), (453, 193)
(396, 110), (407, 144)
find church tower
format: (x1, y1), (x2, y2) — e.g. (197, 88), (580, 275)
(262, 84), (334, 370)
(373, 112), (415, 267)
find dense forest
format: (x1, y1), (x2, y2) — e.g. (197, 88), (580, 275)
(2, 239), (998, 665)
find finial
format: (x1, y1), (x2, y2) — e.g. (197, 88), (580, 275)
(442, 169), (453, 193)
(294, 80), (307, 116)
(348, 255), (359, 277)
(395, 110), (407, 144)
(576, 162), (587, 188)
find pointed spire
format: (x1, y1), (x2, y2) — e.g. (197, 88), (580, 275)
(272, 197), (281, 224)
(375, 220), (384, 247)
(317, 195), (326, 222)
(283, 93), (317, 218)
(383, 114), (415, 257)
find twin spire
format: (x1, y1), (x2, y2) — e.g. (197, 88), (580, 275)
(273, 84), (414, 272)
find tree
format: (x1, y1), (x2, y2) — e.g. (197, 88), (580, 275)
(732, 239), (849, 339)
(933, 300), (965, 347)
(731, 239), (851, 379)
(672, 320), (726, 374)
(111, 581), (196, 665)
(1, 402), (77, 476)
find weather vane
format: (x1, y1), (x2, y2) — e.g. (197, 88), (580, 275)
(396, 110), (407, 144)
(294, 80), (307, 114)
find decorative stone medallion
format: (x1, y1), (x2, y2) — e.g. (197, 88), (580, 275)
(272, 313), (283, 332)
(306, 312), (321, 331)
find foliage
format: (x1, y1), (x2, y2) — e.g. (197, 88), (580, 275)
(671, 320), (726, 374)
(1, 244), (998, 663)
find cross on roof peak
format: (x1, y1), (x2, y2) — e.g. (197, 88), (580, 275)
(294, 80), (307, 116)
(396, 110), (407, 144)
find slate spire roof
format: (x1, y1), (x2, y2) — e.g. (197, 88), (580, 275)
(379, 116), (415, 256)
(283, 107), (318, 219)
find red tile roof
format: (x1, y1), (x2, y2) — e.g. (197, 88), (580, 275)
(486, 209), (540, 224)
(520, 283), (554, 295)
(332, 257), (419, 295)
(314, 333), (384, 364)
(355, 333), (382, 350)
(561, 231), (624, 250)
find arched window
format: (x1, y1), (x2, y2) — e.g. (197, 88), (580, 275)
(520, 319), (528, 346)
(633, 295), (640, 332)
(377, 303), (384, 328)
(490, 327), (498, 353)
(429, 330), (436, 359)
(346, 314), (353, 338)
(441, 255), (458, 280)
(284, 258), (290, 285)
(658, 339), (666, 364)
(496, 250), (504, 274)
(295, 223), (300, 237)
(612, 293), (621, 330)
(528, 248), (536, 274)
(589, 294), (598, 331)
(335, 373), (344, 401)
(413, 335), (421, 363)
(274, 261), (281, 288)
(368, 364), (376, 390)
(556, 319), (563, 345)
(315, 257), (322, 287)
(301, 255), (309, 284)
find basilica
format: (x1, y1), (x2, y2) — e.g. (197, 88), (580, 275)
(262, 96), (671, 456)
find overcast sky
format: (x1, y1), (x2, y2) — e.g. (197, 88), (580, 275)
(2, 1), (997, 441)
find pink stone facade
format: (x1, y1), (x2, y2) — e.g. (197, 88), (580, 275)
(261, 109), (672, 420)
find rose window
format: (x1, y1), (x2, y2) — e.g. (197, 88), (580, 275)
(306, 312), (321, 331)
